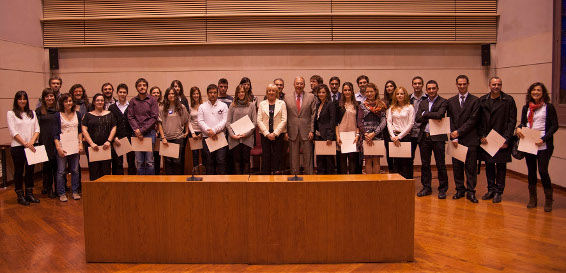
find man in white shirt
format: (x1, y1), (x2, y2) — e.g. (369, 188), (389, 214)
(355, 75), (369, 102)
(198, 84), (229, 175)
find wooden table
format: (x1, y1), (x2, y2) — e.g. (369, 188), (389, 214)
(83, 174), (414, 264)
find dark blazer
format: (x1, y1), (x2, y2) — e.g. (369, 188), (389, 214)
(447, 93), (480, 146)
(517, 103), (559, 151)
(314, 100), (337, 141)
(478, 91), (517, 163)
(108, 103), (133, 139)
(415, 95), (448, 142)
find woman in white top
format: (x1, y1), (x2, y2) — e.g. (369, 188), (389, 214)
(188, 86), (206, 172)
(336, 82), (360, 174)
(516, 82), (559, 212)
(7, 90), (41, 205)
(257, 84), (287, 174)
(54, 93), (83, 201)
(386, 87), (415, 179)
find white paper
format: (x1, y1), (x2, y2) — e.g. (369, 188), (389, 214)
(204, 132), (228, 152)
(429, 117), (451, 136)
(518, 127), (541, 155)
(480, 129), (506, 157)
(388, 142), (411, 158)
(87, 146), (112, 162)
(446, 142), (469, 163)
(159, 142), (180, 159)
(339, 131), (357, 154)
(60, 133), (79, 155)
(131, 137), (153, 152)
(24, 145), (49, 165)
(113, 137), (133, 157)
(230, 115), (255, 136)
(363, 140), (386, 156)
(189, 137), (203, 150)
(315, 141), (336, 155)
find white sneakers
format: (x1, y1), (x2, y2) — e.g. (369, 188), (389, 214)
(59, 195), (68, 202)
(72, 193), (81, 200)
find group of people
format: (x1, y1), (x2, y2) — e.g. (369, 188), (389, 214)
(8, 74), (558, 212)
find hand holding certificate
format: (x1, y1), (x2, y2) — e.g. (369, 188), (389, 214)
(131, 137), (153, 152)
(88, 146), (111, 162)
(60, 132), (79, 155)
(388, 142), (411, 158)
(315, 141), (336, 155)
(446, 141), (468, 163)
(339, 131), (357, 154)
(205, 132), (228, 152)
(25, 145), (49, 165)
(230, 115), (255, 136)
(363, 140), (386, 156)
(429, 117), (451, 136)
(189, 137), (203, 150)
(159, 142), (180, 159)
(480, 130), (506, 157)
(113, 137), (133, 156)
(517, 127), (542, 155)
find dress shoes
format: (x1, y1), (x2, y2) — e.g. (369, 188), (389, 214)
(417, 188), (432, 197)
(466, 193), (479, 203)
(438, 192), (446, 199)
(482, 191), (495, 200)
(452, 191), (466, 199)
(492, 193), (502, 203)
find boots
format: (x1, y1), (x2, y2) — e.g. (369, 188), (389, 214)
(243, 163), (250, 175)
(527, 185), (537, 208)
(25, 188), (40, 203)
(16, 189), (30, 206)
(544, 188), (553, 212)
(234, 163), (242, 175)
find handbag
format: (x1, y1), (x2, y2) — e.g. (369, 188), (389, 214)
(511, 136), (525, 160)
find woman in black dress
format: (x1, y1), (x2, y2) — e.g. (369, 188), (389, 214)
(36, 88), (58, 198)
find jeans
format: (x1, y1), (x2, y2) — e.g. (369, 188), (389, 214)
(134, 130), (156, 175)
(10, 146), (35, 191)
(56, 153), (80, 195)
(202, 137), (227, 175)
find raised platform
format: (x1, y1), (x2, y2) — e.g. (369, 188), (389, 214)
(83, 174), (414, 264)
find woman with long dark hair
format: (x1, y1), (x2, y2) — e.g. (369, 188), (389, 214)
(226, 85), (257, 174)
(36, 88), (59, 198)
(150, 86), (163, 175)
(336, 82), (360, 174)
(188, 86), (205, 170)
(357, 83), (387, 174)
(170, 80), (190, 111)
(516, 82), (559, 212)
(239, 77), (257, 107)
(158, 88), (190, 175)
(7, 90), (40, 205)
(314, 84), (337, 174)
(383, 80), (397, 173)
(54, 93), (83, 201)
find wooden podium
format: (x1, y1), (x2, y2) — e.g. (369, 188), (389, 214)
(83, 174), (414, 264)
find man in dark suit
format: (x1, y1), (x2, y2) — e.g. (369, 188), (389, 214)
(415, 80), (449, 199)
(329, 76), (342, 172)
(478, 77), (517, 203)
(447, 75), (480, 203)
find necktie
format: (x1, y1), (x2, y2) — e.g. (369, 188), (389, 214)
(333, 94), (337, 102)
(460, 95), (465, 107)
(296, 94), (301, 113)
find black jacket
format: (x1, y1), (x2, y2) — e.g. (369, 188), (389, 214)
(314, 100), (337, 141)
(415, 96), (448, 142)
(108, 103), (133, 139)
(447, 93), (480, 146)
(478, 91), (517, 163)
(517, 103), (559, 151)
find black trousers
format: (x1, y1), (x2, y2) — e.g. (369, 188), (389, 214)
(525, 148), (553, 191)
(232, 143), (251, 174)
(339, 151), (359, 174)
(261, 134), (284, 174)
(384, 132), (397, 173)
(111, 148), (136, 175)
(419, 135), (448, 193)
(485, 162), (506, 194)
(10, 146), (35, 191)
(153, 150), (161, 175)
(163, 138), (186, 175)
(453, 145), (478, 193)
(203, 138), (227, 175)
(408, 137), (419, 179)
(42, 157), (57, 191)
(84, 147), (112, 181)
(392, 136), (413, 179)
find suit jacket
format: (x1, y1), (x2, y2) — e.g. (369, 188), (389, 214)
(330, 92), (342, 103)
(108, 103), (133, 139)
(415, 95), (448, 142)
(478, 91), (517, 163)
(517, 103), (559, 151)
(284, 91), (316, 141)
(257, 99), (287, 137)
(314, 100), (336, 141)
(447, 93), (480, 146)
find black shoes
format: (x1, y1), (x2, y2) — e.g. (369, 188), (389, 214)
(452, 191), (466, 199)
(466, 193), (479, 203)
(417, 188), (432, 197)
(482, 191), (495, 200)
(438, 192), (446, 199)
(492, 193), (502, 203)
(25, 188), (40, 203)
(16, 189), (30, 206)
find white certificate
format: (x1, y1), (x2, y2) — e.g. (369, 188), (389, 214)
(429, 117), (451, 136)
(363, 140), (386, 156)
(230, 115), (255, 136)
(159, 142), (180, 159)
(88, 146), (112, 162)
(446, 142), (468, 163)
(189, 137), (203, 150)
(339, 131), (357, 154)
(480, 129), (506, 157)
(204, 132), (228, 152)
(113, 137), (133, 157)
(315, 141), (337, 155)
(24, 145), (49, 165)
(131, 137), (153, 152)
(518, 127), (542, 155)
(388, 142), (411, 158)
(60, 133), (79, 155)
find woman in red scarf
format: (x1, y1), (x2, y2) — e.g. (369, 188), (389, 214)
(357, 83), (387, 174)
(515, 82), (558, 212)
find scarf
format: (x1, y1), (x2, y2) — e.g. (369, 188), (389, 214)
(364, 99), (385, 115)
(527, 101), (544, 128)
